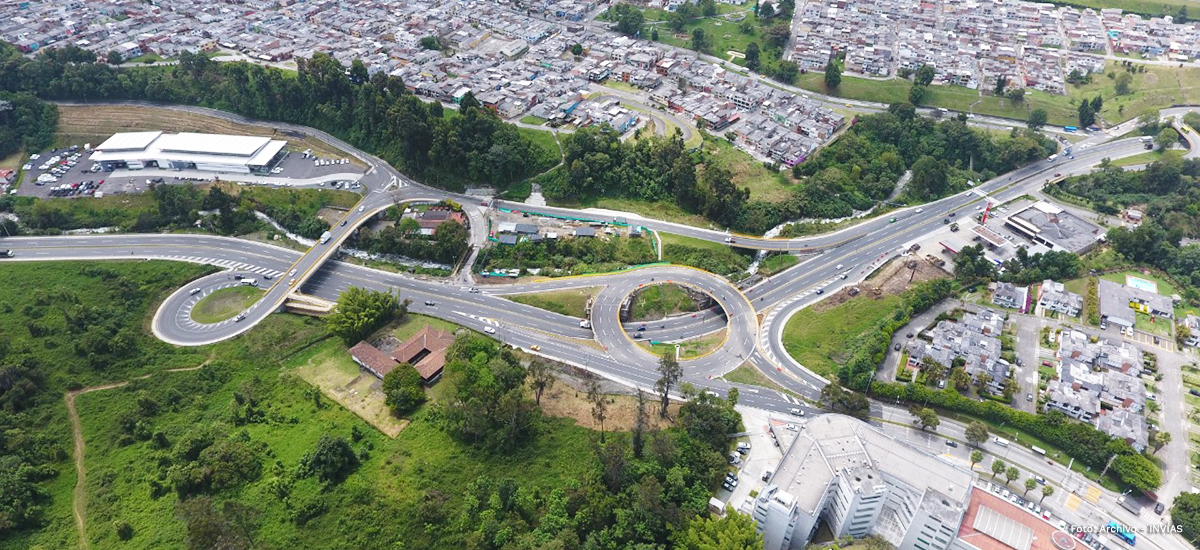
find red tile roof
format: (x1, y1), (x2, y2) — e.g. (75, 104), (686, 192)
(390, 326), (455, 382)
(348, 341), (399, 378)
(958, 488), (1072, 550)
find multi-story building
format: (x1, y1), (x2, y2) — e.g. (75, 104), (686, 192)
(752, 415), (974, 550)
(1037, 279), (1082, 317)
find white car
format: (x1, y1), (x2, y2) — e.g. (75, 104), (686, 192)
(358, 205), (365, 212)
(484, 326), (497, 334)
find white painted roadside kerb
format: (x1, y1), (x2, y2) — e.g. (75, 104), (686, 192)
(151, 272), (270, 347)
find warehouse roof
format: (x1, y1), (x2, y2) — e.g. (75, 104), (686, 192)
(95, 131), (163, 152)
(154, 133), (274, 157)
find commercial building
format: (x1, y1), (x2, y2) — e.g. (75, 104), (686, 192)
(90, 131), (287, 174)
(1004, 201), (1103, 254)
(752, 415), (974, 550)
(1098, 279), (1173, 329)
(1037, 280), (1082, 317)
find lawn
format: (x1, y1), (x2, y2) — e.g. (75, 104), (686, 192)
(758, 253), (799, 276)
(781, 295), (904, 379)
(388, 313), (463, 343)
(660, 231), (733, 255)
(227, 181), (360, 212)
(1108, 149), (1170, 167)
(287, 338), (409, 437)
(517, 126), (563, 165)
(507, 286), (598, 317)
(701, 135), (795, 202)
(650, 10), (778, 65)
(630, 283), (700, 320)
(0, 147), (23, 170)
(1101, 270), (1177, 297)
(190, 285), (263, 323)
(659, 231), (753, 278)
(519, 115), (547, 125)
(641, 329), (726, 359)
(721, 362), (795, 396)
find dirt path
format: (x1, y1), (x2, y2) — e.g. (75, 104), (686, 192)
(66, 364), (207, 549)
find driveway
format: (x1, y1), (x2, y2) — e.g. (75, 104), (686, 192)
(877, 299), (964, 381)
(1155, 350), (1193, 505)
(1013, 315), (1043, 413)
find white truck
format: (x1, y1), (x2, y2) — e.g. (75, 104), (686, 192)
(319, 231), (332, 244)
(993, 436), (1010, 447)
(241, 278), (258, 287)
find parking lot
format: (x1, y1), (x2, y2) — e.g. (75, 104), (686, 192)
(16, 145), (363, 200)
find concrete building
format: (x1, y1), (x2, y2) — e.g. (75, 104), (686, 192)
(91, 131), (287, 174)
(992, 282), (1027, 311)
(1037, 280), (1082, 317)
(752, 415), (973, 550)
(1004, 201), (1103, 254)
(1098, 278), (1173, 329)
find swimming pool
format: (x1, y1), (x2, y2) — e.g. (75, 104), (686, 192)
(1126, 275), (1158, 293)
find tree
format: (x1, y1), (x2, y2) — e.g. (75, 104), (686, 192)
(1006, 88), (1025, 102)
(1040, 484), (1055, 503)
(920, 356), (946, 385)
(106, 50), (124, 65)
(1090, 95), (1103, 113)
(744, 42), (761, 71)
(528, 359), (555, 406)
(613, 4), (644, 36)
(1151, 430), (1172, 454)
(651, 28), (659, 41)
(691, 28), (709, 51)
(1155, 127), (1178, 151)
(325, 287), (403, 345)
(728, 386), (740, 406)
(993, 75), (1007, 95)
(585, 377), (609, 441)
(673, 512), (763, 549)
(965, 421), (989, 446)
(701, 0), (718, 16)
(772, 61), (799, 84)
(1078, 100), (1096, 128)
(1005, 466), (1020, 486)
(1027, 108), (1048, 130)
(819, 382), (870, 420)
(176, 497), (255, 550)
(911, 407), (939, 430)
(419, 36), (441, 51)
(1171, 493), (1200, 547)
(914, 64), (935, 86)
(632, 389), (649, 458)
(1115, 71), (1133, 95)
(970, 450), (984, 470)
(824, 59), (842, 89)
(296, 434), (359, 483)
(951, 367), (972, 391)
(570, 43), (584, 56)
(655, 351), (682, 418)
(1024, 477), (1037, 496)
(991, 459), (1006, 479)
(1110, 453), (1162, 491)
(908, 85), (926, 105)
(382, 363), (425, 416)
(954, 244), (997, 282)
(909, 155), (948, 200)
(758, 1), (775, 18)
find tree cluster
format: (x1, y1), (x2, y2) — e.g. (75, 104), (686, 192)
(999, 247), (1082, 285)
(437, 335), (540, 452)
(324, 287), (405, 345)
(356, 214), (469, 266)
(0, 91), (57, 161)
(382, 363), (426, 416)
(0, 43), (556, 191)
(477, 229), (656, 275)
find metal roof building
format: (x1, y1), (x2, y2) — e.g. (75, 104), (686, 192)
(91, 131), (288, 174)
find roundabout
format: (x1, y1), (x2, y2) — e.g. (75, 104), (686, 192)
(586, 265), (757, 377)
(152, 270), (277, 346)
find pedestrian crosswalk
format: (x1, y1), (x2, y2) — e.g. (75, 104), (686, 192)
(162, 255), (283, 278)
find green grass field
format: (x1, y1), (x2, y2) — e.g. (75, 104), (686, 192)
(1108, 149), (1169, 167)
(701, 136), (795, 202)
(721, 362), (794, 396)
(0, 148), (23, 170)
(640, 329), (725, 359)
(0, 260), (597, 549)
(782, 295), (904, 378)
(190, 286), (263, 323)
(660, 232), (732, 255)
(388, 313), (463, 343)
(650, 10), (775, 65)
(630, 283), (700, 320)
(758, 253), (799, 276)
(507, 287), (598, 317)
(519, 115), (547, 125)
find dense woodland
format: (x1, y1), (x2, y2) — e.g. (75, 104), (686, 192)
(1053, 155), (1200, 299)
(354, 206), (470, 266)
(543, 105), (1056, 234)
(478, 233), (657, 275)
(0, 42), (556, 190)
(0, 91), (57, 161)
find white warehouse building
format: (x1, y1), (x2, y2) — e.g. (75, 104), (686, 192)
(91, 131), (287, 174)
(753, 415), (974, 550)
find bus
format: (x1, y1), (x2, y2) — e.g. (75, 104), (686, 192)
(1108, 521), (1136, 545)
(1064, 126), (1078, 132)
